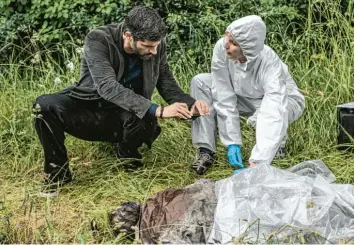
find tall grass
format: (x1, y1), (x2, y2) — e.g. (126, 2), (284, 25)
(0, 0), (353, 243)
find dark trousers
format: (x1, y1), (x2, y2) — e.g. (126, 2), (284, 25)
(33, 92), (160, 176)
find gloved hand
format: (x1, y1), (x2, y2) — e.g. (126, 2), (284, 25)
(233, 168), (247, 175)
(232, 161), (257, 175)
(227, 144), (244, 168)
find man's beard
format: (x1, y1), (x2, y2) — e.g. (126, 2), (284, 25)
(139, 53), (153, 60)
(131, 41), (153, 60)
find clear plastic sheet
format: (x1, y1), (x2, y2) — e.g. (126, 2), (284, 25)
(208, 160), (354, 244)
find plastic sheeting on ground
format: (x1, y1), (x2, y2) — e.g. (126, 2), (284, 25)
(208, 160), (354, 244)
(109, 160), (353, 244)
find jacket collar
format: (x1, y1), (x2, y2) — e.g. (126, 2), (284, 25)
(115, 22), (154, 98)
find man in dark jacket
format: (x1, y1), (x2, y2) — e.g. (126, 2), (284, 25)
(33, 6), (209, 197)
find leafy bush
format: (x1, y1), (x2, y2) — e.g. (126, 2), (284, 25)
(0, 0), (352, 67)
(0, 0), (310, 60)
(0, 0), (131, 56)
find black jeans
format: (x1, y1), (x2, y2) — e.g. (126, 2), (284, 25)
(33, 92), (160, 176)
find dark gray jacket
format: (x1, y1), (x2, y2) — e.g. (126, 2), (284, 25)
(66, 23), (196, 119)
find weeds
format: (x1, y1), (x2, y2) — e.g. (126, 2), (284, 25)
(0, 0), (353, 243)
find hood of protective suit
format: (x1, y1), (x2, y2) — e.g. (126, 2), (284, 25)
(226, 15), (266, 63)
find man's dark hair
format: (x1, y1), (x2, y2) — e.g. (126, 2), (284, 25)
(123, 6), (167, 41)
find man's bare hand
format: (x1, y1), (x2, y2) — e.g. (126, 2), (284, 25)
(155, 103), (192, 119)
(190, 100), (210, 116)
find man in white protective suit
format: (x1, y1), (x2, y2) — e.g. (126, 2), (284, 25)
(190, 15), (305, 175)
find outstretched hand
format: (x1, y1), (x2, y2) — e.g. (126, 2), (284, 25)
(156, 103), (192, 119)
(232, 161), (257, 175)
(227, 144), (243, 168)
(190, 100), (210, 116)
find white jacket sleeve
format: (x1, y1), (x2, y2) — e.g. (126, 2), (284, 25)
(211, 39), (242, 146)
(249, 60), (288, 164)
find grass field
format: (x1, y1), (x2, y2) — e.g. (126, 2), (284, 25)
(0, 2), (353, 244)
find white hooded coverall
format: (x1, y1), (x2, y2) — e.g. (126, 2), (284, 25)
(190, 15), (305, 165)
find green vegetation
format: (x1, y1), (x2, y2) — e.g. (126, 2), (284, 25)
(0, 0), (353, 243)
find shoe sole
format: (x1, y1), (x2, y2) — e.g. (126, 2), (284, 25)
(39, 181), (72, 198)
(39, 189), (60, 198)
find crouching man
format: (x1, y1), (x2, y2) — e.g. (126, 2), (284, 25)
(190, 15), (305, 175)
(33, 6), (209, 197)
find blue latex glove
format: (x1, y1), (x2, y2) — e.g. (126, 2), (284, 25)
(227, 144), (244, 168)
(233, 168), (247, 175)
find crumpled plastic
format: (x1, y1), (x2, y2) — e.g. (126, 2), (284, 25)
(208, 160), (354, 244)
(109, 160), (353, 244)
